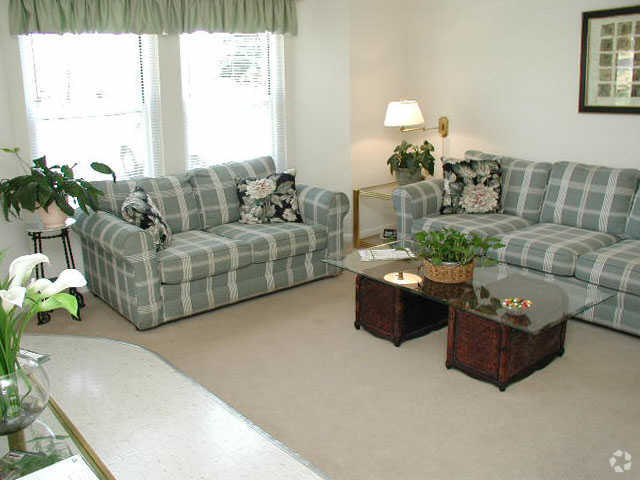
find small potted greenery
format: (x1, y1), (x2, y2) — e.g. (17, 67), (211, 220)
(414, 228), (504, 284)
(0, 147), (115, 228)
(387, 140), (436, 185)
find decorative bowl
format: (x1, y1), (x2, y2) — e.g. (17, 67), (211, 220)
(501, 297), (534, 316)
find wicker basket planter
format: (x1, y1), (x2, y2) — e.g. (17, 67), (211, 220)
(421, 260), (475, 284)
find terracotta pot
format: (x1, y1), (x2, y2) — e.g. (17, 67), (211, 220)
(420, 259), (475, 284)
(37, 203), (68, 229)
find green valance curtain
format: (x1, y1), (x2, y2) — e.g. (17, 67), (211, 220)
(9, 0), (298, 35)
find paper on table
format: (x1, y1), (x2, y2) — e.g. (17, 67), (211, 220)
(358, 249), (415, 262)
(18, 455), (99, 480)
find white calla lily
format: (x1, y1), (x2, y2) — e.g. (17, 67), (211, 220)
(28, 278), (53, 295)
(9, 254), (49, 289)
(0, 286), (27, 311)
(40, 269), (87, 296)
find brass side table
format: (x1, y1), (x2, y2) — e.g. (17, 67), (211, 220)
(352, 182), (398, 248)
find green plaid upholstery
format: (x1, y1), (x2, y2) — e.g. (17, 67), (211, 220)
(296, 185), (349, 269)
(488, 223), (618, 276)
(189, 156), (276, 229)
(576, 292), (640, 337)
(393, 178), (444, 243)
(73, 211), (163, 329)
(157, 231), (252, 284)
(161, 250), (330, 322)
(539, 162), (639, 235)
(575, 240), (640, 296)
(208, 222), (328, 263)
(92, 175), (202, 233)
(412, 213), (532, 237)
(624, 189), (640, 239)
(465, 151), (552, 222)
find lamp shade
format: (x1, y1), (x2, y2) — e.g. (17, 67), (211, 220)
(384, 100), (425, 127)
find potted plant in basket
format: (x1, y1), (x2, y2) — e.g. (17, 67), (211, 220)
(0, 251), (86, 435)
(387, 140), (436, 185)
(414, 228), (504, 284)
(0, 147), (115, 228)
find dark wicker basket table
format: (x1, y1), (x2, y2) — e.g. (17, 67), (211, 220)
(323, 243), (615, 390)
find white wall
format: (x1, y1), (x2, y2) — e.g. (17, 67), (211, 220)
(406, 0), (640, 167)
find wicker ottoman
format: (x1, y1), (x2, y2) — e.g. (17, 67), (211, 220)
(445, 307), (567, 391)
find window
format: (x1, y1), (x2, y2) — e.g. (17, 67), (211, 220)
(19, 34), (162, 180)
(180, 32), (286, 170)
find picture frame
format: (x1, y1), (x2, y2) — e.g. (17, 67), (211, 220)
(579, 5), (640, 114)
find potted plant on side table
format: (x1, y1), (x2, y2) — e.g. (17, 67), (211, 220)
(387, 140), (436, 185)
(0, 147), (115, 228)
(414, 228), (504, 284)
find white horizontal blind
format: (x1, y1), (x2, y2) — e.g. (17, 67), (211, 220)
(19, 34), (163, 181)
(180, 32), (286, 170)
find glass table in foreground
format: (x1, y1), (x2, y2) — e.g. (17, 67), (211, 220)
(324, 242), (616, 390)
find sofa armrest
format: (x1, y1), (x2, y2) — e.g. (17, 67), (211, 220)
(73, 211), (156, 261)
(392, 178), (444, 242)
(296, 185), (350, 262)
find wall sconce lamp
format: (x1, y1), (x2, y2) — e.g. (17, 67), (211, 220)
(384, 100), (449, 137)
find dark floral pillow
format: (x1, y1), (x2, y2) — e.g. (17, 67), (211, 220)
(441, 157), (502, 214)
(121, 186), (172, 251)
(237, 172), (303, 224)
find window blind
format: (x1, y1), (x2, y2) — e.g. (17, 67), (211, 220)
(18, 33), (163, 181)
(180, 32), (287, 171)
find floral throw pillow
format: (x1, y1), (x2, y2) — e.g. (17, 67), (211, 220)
(121, 186), (172, 251)
(441, 157), (502, 214)
(237, 172), (303, 224)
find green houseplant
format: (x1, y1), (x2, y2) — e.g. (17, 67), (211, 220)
(0, 251), (86, 435)
(0, 147), (115, 228)
(414, 228), (504, 284)
(387, 140), (436, 185)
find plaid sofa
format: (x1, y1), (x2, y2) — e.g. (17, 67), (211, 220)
(393, 150), (640, 336)
(74, 156), (349, 330)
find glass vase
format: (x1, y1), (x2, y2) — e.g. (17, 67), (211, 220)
(0, 358), (50, 436)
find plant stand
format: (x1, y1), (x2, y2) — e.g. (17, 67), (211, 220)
(26, 219), (85, 325)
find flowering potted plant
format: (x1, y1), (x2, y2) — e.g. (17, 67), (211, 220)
(0, 252), (86, 435)
(386, 140), (436, 185)
(0, 147), (115, 228)
(414, 228), (503, 284)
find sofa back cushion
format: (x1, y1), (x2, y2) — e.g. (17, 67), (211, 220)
(465, 151), (552, 222)
(539, 162), (639, 235)
(92, 175), (203, 233)
(188, 156), (276, 229)
(624, 188), (640, 238)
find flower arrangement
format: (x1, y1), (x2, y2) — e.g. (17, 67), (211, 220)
(0, 251), (86, 430)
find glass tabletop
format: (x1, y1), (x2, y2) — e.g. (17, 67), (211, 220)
(0, 399), (112, 479)
(324, 242), (616, 334)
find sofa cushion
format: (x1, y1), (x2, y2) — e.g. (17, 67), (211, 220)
(539, 162), (639, 235)
(465, 151), (552, 222)
(625, 188), (640, 239)
(189, 156), (276, 229)
(209, 222), (328, 263)
(92, 175), (202, 233)
(412, 213), (532, 238)
(157, 231), (252, 284)
(575, 240), (640, 296)
(488, 223), (619, 276)
(441, 156), (502, 214)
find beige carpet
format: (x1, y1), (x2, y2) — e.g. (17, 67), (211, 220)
(27, 273), (640, 480)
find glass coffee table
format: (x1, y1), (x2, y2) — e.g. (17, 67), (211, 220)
(324, 243), (616, 390)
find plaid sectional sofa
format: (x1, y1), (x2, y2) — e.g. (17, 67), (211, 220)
(393, 150), (640, 336)
(73, 156), (349, 330)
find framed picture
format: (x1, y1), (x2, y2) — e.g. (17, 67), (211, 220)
(579, 5), (640, 113)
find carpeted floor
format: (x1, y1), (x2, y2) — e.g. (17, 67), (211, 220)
(26, 273), (640, 480)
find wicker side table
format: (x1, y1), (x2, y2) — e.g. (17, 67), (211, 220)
(445, 308), (567, 391)
(355, 274), (448, 346)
